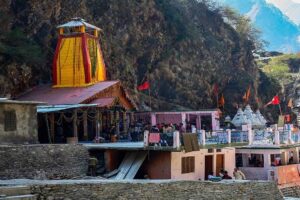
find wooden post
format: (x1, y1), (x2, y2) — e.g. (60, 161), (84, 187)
(123, 112), (127, 135)
(73, 109), (78, 141)
(50, 113), (55, 143)
(96, 109), (100, 139)
(83, 111), (88, 141)
(45, 113), (52, 143)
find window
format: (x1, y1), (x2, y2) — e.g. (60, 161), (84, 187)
(4, 110), (17, 131)
(208, 149), (213, 153)
(181, 156), (195, 174)
(216, 149), (222, 152)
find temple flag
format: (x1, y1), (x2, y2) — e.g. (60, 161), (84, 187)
(265, 95), (280, 107)
(287, 99), (293, 108)
(213, 83), (218, 96)
(137, 80), (150, 91)
(242, 86), (251, 102)
(218, 94), (225, 107)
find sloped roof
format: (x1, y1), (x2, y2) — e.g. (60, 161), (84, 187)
(255, 109), (267, 125)
(57, 18), (101, 31)
(16, 81), (119, 105)
(89, 97), (116, 108)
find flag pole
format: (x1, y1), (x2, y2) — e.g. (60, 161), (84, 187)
(278, 103), (282, 116)
(148, 75), (151, 111)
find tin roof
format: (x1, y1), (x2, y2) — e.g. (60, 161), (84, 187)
(37, 104), (97, 113)
(16, 81), (119, 105)
(0, 99), (44, 105)
(57, 18), (101, 31)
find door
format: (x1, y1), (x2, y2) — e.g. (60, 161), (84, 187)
(216, 154), (224, 176)
(205, 155), (213, 180)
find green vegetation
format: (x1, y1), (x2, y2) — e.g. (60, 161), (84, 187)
(0, 28), (45, 66)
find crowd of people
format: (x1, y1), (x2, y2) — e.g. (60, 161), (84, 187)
(208, 167), (246, 181)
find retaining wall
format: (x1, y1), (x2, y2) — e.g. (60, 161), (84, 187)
(0, 144), (89, 179)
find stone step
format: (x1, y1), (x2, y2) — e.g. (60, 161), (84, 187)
(0, 186), (31, 197)
(0, 194), (36, 200)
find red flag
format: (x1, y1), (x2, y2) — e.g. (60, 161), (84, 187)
(271, 95), (280, 105)
(265, 95), (280, 107)
(137, 81), (150, 91)
(213, 83), (218, 96)
(218, 94), (225, 107)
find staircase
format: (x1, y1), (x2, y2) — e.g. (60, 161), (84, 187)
(0, 186), (36, 200)
(281, 186), (300, 198)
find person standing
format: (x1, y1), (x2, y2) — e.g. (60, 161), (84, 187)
(233, 167), (246, 180)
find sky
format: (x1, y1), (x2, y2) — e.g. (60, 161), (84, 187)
(266, 0), (300, 24)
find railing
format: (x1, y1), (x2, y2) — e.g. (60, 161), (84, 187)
(252, 130), (273, 145)
(231, 131), (248, 143)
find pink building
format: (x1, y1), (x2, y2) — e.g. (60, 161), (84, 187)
(134, 110), (220, 131)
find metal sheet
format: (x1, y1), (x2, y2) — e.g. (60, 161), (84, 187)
(37, 104), (97, 113)
(125, 151), (147, 179)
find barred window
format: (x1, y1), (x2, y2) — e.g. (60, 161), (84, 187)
(4, 110), (17, 131)
(181, 156), (195, 174)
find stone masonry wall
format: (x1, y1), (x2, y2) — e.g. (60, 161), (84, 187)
(27, 180), (284, 200)
(0, 144), (89, 179)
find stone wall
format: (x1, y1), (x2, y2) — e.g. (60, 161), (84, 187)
(0, 144), (89, 179)
(26, 180), (283, 200)
(0, 103), (38, 144)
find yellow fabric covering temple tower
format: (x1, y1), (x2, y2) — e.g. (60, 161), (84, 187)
(52, 18), (106, 87)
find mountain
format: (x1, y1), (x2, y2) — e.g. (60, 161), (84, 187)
(217, 0), (300, 53)
(267, 0), (300, 25)
(0, 0), (279, 115)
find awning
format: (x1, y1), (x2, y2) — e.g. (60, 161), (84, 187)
(37, 104), (98, 113)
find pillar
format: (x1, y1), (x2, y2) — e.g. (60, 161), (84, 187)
(293, 148), (299, 164)
(173, 131), (180, 149)
(151, 113), (156, 126)
(226, 129), (231, 144)
(50, 113), (55, 143)
(196, 114), (201, 130)
(123, 112), (127, 135)
(73, 109), (78, 142)
(248, 125), (253, 145)
(182, 113), (187, 129)
(201, 130), (206, 145)
(116, 111), (120, 136)
(83, 111), (88, 141)
(96, 109), (100, 139)
(211, 113), (216, 131)
(143, 130), (149, 147)
(288, 128), (293, 144)
(274, 130), (280, 145)
(264, 153), (271, 169)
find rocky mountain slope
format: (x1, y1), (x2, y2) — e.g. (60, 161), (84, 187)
(0, 0), (277, 115)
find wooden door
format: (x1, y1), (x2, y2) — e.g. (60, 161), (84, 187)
(205, 155), (213, 180)
(216, 154), (224, 177)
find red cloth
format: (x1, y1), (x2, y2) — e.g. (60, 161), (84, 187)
(149, 133), (160, 143)
(271, 95), (280, 105)
(137, 81), (150, 91)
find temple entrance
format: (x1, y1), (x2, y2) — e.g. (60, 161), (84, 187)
(205, 155), (213, 180)
(216, 154), (224, 176)
(201, 116), (212, 131)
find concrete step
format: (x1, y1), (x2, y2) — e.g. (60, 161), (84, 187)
(0, 186), (31, 197)
(0, 194), (36, 200)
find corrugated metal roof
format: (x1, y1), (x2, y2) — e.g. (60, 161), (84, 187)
(37, 104), (97, 113)
(57, 18), (101, 31)
(16, 81), (119, 105)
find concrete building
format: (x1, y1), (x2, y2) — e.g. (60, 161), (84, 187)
(0, 99), (42, 144)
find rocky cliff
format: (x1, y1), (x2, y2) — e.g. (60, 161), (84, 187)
(0, 0), (273, 114)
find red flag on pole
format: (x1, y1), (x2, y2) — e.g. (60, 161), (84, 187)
(265, 95), (280, 107)
(137, 80), (150, 91)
